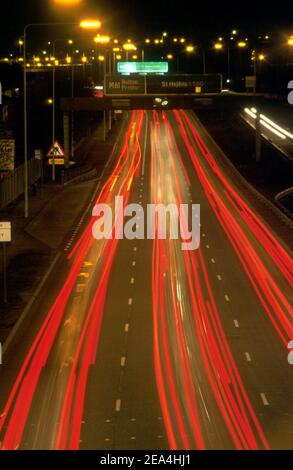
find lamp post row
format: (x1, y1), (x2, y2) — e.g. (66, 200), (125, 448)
(23, 21), (101, 218)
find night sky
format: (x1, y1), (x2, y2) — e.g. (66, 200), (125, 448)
(0, 0), (292, 52)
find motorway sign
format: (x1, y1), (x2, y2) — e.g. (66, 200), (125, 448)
(0, 222), (11, 243)
(105, 76), (146, 95)
(147, 74), (222, 94)
(117, 62), (169, 74)
(105, 74), (222, 95)
(245, 76), (256, 89)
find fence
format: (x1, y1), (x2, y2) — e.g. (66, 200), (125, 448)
(0, 159), (41, 210)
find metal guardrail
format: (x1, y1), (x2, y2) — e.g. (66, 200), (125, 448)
(0, 159), (41, 210)
(275, 187), (293, 220)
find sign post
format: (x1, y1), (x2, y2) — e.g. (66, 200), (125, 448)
(0, 222), (11, 304)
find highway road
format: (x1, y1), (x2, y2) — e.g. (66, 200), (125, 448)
(0, 110), (292, 450)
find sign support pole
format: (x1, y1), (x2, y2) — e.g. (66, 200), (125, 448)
(103, 111), (106, 142)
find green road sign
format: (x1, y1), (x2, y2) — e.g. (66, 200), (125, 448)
(117, 62), (169, 74)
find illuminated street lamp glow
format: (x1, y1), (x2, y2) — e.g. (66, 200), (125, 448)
(238, 41), (247, 48)
(94, 35), (111, 44)
(288, 36), (293, 46)
(66, 55), (72, 63)
(80, 20), (102, 29)
(68, 39), (74, 45)
(132, 54), (138, 60)
(98, 55), (105, 61)
(113, 47), (120, 52)
(18, 39), (24, 46)
(54, 0), (82, 4)
(180, 38), (186, 43)
(145, 38), (151, 43)
(173, 38), (178, 43)
(166, 53), (174, 59)
(214, 43), (223, 50)
(258, 53), (265, 61)
(186, 45), (195, 52)
(81, 55), (87, 63)
(116, 54), (122, 60)
(123, 43), (136, 51)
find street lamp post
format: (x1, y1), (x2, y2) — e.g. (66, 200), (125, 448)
(23, 20), (101, 216)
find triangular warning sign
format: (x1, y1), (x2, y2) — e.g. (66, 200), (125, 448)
(47, 141), (64, 157)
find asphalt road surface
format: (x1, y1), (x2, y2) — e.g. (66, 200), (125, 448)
(0, 110), (292, 450)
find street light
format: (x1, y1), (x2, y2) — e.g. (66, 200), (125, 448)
(22, 19), (101, 217)
(80, 20), (102, 29)
(238, 41), (247, 48)
(54, 0), (82, 4)
(94, 35), (111, 44)
(214, 43), (223, 50)
(185, 45), (195, 53)
(288, 36), (293, 46)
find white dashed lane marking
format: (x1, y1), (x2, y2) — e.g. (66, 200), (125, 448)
(245, 352), (252, 362)
(233, 319), (240, 328)
(225, 295), (230, 302)
(260, 393), (269, 406)
(121, 357), (126, 367)
(115, 400), (122, 412)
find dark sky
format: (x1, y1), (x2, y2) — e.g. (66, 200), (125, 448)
(0, 0), (292, 52)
